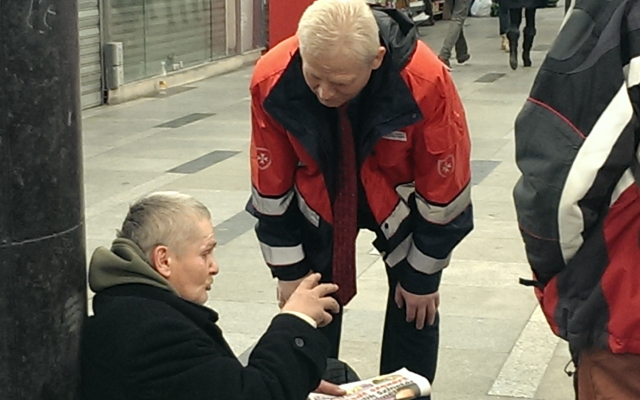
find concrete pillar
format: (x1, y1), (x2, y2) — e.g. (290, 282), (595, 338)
(0, 1), (87, 399)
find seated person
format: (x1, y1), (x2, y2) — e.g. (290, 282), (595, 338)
(81, 191), (342, 400)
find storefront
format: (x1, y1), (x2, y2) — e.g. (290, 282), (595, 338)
(103, 0), (228, 84)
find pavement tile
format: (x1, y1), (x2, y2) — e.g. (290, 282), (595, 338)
(440, 316), (526, 353)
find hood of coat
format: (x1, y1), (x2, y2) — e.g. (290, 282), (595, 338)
(372, 6), (418, 69)
(88, 238), (178, 295)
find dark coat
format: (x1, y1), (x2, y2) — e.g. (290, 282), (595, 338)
(81, 284), (329, 400)
(502, 0), (547, 10)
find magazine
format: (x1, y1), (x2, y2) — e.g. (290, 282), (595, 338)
(308, 368), (431, 400)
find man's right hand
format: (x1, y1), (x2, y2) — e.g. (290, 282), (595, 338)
(282, 273), (339, 327)
(277, 273), (312, 308)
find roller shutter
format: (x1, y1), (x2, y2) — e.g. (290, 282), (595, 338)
(79, 0), (103, 109)
(109, 0), (226, 83)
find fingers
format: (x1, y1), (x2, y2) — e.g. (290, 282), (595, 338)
(415, 304), (426, 330)
(394, 284), (404, 309)
(315, 380), (346, 396)
(319, 296), (340, 314)
(297, 272), (321, 289)
(427, 300), (437, 326)
(405, 302), (416, 324)
(317, 311), (334, 328)
(312, 282), (339, 298)
(276, 287), (286, 309)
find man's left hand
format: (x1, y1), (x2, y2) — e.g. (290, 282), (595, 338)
(394, 283), (439, 330)
(314, 380), (346, 396)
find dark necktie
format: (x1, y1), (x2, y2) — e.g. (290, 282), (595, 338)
(331, 105), (358, 305)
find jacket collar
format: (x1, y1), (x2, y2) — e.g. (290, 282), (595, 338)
(95, 284), (235, 357)
(263, 50), (422, 199)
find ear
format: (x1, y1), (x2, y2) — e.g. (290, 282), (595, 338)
(151, 245), (171, 279)
(371, 46), (386, 70)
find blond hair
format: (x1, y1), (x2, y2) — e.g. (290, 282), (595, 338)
(297, 0), (380, 64)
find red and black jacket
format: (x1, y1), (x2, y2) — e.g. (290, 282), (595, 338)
(514, 0), (640, 356)
(247, 8), (473, 297)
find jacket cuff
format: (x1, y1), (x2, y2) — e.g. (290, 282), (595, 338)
(397, 260), (442, 295)
(269, 313), (329, 367)
(281, 311), (317, 328)
(270, 260), (312, 281)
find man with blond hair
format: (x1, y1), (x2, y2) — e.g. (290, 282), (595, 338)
(81, 191), (344, 400)
(247, 0), (473, 390)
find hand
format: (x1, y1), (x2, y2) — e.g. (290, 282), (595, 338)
(394, 283), (439, 330)
(314, 380), (346, 396)
(277, 272), (312, 308)
(282, 273), (340, 327)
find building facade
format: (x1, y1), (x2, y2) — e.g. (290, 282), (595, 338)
(79, 0), (266, 109)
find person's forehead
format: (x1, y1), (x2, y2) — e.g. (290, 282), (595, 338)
(201, 220), (215, 238)
(193, 218), (215, 242)
(302, 52), (363, 76)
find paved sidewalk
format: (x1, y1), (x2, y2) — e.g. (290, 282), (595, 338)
(82, 5), (574, 399)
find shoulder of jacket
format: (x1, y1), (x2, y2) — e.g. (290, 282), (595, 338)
(251, 36), (299, 92)
(401, 41), (448, 87)
(92, 292), (184, 326)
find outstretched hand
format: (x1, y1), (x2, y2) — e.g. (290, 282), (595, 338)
(277, 272), (312, 308)
(282, 273), (340, 327)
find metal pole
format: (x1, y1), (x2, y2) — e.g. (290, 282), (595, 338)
(0, 0), (87, 399)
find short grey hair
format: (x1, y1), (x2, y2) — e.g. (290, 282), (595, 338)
(297, 0), (380, 64)
(117, 191), (211, 261)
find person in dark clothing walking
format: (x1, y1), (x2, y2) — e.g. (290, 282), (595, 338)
(498, 0), (510, 51)
(438, 0), (473, 67)
(504, 0), (546, 69)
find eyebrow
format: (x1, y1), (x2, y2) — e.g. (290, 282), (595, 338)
(202, 240), (217, 251)
(330, 76), (356, 85)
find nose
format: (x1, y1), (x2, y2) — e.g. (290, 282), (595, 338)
(317, 83), (335, 102)
(209, 256), (219, 276)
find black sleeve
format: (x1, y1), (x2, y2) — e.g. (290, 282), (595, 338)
(126, 311), (329, 400)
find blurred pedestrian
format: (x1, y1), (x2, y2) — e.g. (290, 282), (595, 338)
(504, 0), (546, 69)
(498, 0), (510, 51)
(438, 0), (472, 67)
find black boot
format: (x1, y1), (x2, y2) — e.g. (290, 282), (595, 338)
(522, 27), (536, 67)
(507, 29), (519, 70)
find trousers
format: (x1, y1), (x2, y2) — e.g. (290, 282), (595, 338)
(577, 347), (640, 400)
(439, 0), (471, 60)
(319, 263), (440, 399)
